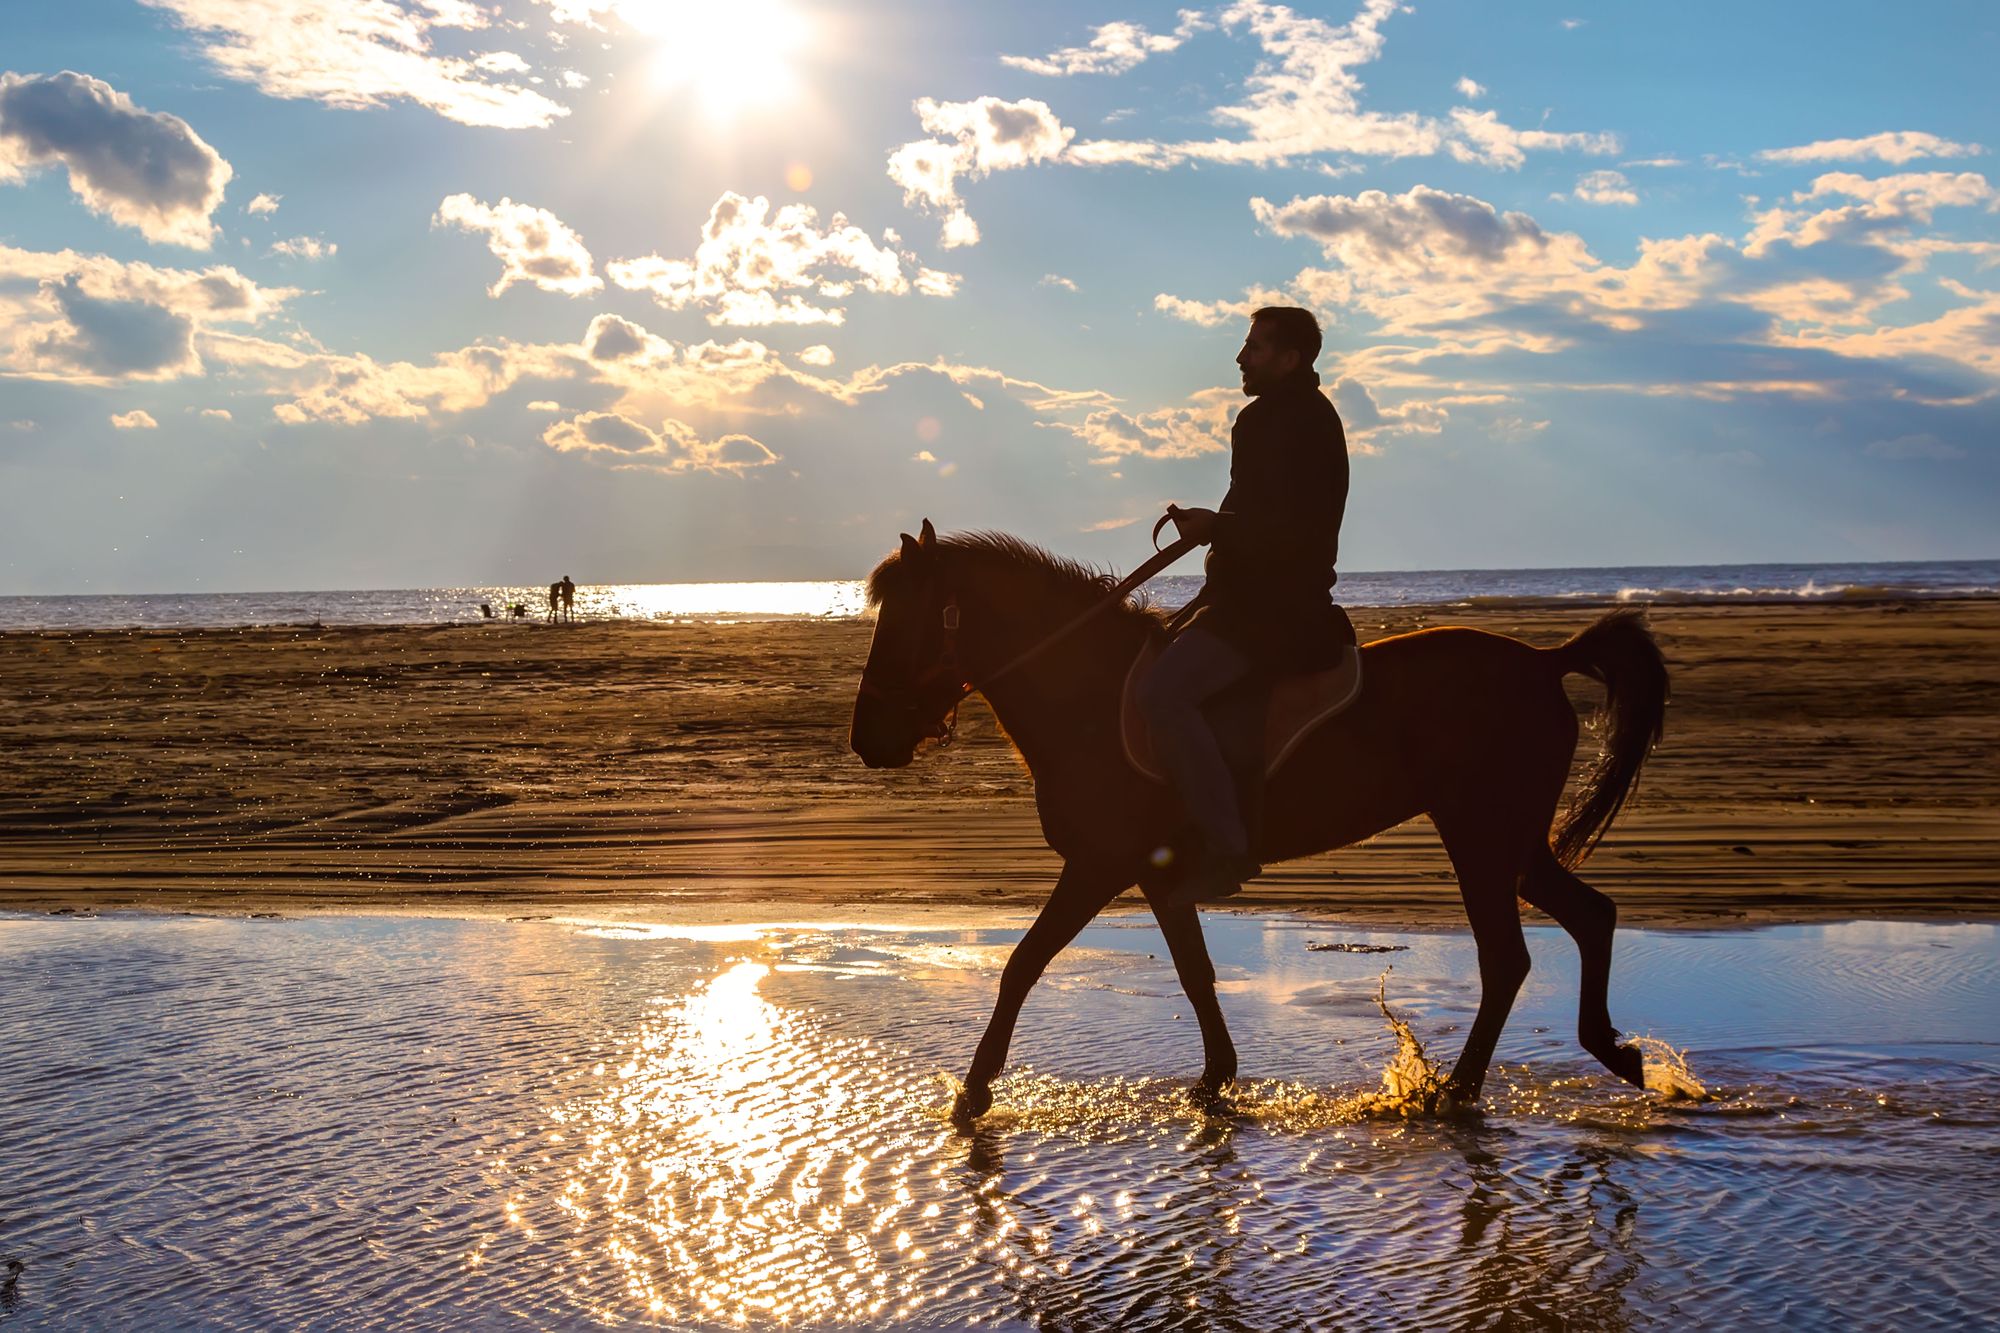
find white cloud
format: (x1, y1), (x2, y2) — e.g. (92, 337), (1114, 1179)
(137, 0), (566, 129)
(797, 344), (835, 366)
(1040, 273), (1079, 291)
(1152, 288), (1287, 327)
(270, 235), (337, 259)
(1445, 108), (1618, 170)
(887, 97), (1075, 247)
(607, 191), (956, 325)
(1621, 157), (1684, 169)
(0, 71), (233, 248)
(199, 407), (231, 420)
(1454, 76), (1485, 100)
(0, 241), (293, 382)
(541, 410), (780, 474)
(1562, 169), (1638, 206)
(110, 409), (158, 429)
(246, 192), (281, 215)
(1003, 12), (1211, 77)
(434, 194), (601, 297)
(1758, 131), (1985, 167)
(1043, 387), (1241, 460)
(526, 399), (561, 411)
(891, 2), (1615, 242)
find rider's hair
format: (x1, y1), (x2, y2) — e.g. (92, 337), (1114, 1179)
(1251, 306), (1322, 366)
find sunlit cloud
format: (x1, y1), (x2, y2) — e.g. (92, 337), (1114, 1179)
(0, 71), (232, 248)
(434, 193), (602, 297)
(1454, 76), (1485, 100)
(269, 235), (337, 259)
(0, 242), (293, 383)
(1758, 131), (1986, 167)
(891, 1), (1616, 244)
(1561, 169), (1638, 206)
(109, 408), (158, 429)
(607, 191), (956, 325)
(138, 0), (566, 129)
(1003, 12), (1211, 77)
(542, 410), (779, 473)
(245, 192), (281, 215)
(796, 344), (834, 366)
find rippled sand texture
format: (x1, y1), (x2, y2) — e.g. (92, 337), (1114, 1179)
(2, 915), (1997, 1328)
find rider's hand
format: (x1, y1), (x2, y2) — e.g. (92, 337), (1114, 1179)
(1170, 506), (1219, 544)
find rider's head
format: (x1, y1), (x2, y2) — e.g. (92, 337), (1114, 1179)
(1236, 306), (1321, 397)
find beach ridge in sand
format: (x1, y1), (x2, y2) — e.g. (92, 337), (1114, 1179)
(3, 601), (1995, 928)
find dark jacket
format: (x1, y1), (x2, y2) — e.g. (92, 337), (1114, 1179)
(1186, 366), (1353, 673)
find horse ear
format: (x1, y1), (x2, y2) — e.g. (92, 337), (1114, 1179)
(899, 531), (922, 563)
(919, 518), (937, 549)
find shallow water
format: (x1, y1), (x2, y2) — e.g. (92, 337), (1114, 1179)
(1, 914), (1995, 1329)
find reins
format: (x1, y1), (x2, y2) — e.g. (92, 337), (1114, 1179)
(883, 521), (1199, 746)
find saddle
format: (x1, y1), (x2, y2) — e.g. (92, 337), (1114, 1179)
(1121, 638), (1364, 784)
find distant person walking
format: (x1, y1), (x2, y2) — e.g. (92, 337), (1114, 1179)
(559, 575), (576, 623)
(547, 582), (561, 623)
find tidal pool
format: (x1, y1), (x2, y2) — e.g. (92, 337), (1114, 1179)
(1, 912), (1995, 1329)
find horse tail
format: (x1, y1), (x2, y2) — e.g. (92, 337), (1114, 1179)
(1546, 608), (1669, 870)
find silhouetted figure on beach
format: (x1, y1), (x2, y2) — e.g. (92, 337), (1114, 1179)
(509, 602), (527, 620)
(560, 575), (576, 622)
(547, 582), (561, 623)
(479, 602), (495, 620)
(1141, 306), (1350, 908)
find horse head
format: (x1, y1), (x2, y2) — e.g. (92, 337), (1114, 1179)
(851, 518), (967, 768)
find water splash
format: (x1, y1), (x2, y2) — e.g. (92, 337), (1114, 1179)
(1628, 1034), (1711, 1101)
(1350, 968), (1466, 1118)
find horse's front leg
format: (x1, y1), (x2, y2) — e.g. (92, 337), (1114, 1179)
(1140, 884), (1238, 1109)
(955, 860), (1129, 1124)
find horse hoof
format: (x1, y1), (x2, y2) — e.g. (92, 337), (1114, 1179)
(1189, 1081), (1235, 1116)
(952, 1085), (992, 1125)
(1610, 1043), (1648, 1089)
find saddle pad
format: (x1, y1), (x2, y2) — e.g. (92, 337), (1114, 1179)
(1122, 639), (1364, 784)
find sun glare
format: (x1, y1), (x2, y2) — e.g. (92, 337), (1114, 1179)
(626, 0), (809, 119)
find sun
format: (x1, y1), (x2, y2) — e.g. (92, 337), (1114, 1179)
(622, 0), (810, 120)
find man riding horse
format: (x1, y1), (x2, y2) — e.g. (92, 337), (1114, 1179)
(1143, 305), (1354, 909)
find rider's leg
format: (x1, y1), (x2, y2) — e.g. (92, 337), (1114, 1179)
(1136, 627), (1260, 900)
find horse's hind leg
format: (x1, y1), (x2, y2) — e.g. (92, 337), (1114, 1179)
(1139, 885), (1238, 1108)
(1519, 847), (1646, 1088)
(955, 860), (1128, 1124)
(1433, 811), (1534, 1104)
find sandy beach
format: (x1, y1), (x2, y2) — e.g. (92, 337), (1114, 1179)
(3, 600), (1995, 926)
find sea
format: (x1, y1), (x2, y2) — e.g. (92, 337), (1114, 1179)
(1, 557), (1995, 631)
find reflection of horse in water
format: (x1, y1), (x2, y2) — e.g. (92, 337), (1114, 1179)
(851, 523), (1669, 1121)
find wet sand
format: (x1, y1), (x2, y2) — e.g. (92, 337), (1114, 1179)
(2, 600), (1995, 926)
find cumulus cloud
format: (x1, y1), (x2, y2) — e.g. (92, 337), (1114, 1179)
(434, 194), (601, 297)
(199, 407), (232, 419)
(246, 192), (281, 215)
(1758, 132), (1985, 167)
(0, 242), (289, 388)
(607, 191), (957, 325)
(1562, 169), (1638, 206)
(887, 97), (1075, 247)
(797, 344), (835, 366)
(270, 235), (337, 259)
(1455, 76), (1485, 100)
(1152, 288), (1288, 327)
(0, 71), (233, 248)
(1040, 273), (1078, 291)
(1003, 12), (1210, 77)
(1041, 387), (1241, 460)
(110, 409), (159, 429)
(541, 410), (779, 473)
(137, 0), (566, 130)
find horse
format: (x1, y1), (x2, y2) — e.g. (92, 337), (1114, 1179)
(851, 521), (1669, 1122)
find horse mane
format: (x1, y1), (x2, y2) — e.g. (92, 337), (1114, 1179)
(866, 530), (1166, 627)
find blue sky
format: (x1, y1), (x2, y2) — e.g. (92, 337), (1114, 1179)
(2, 0), (1995, 592)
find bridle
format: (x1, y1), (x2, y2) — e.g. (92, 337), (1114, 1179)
(858, 519), (1200, 748)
